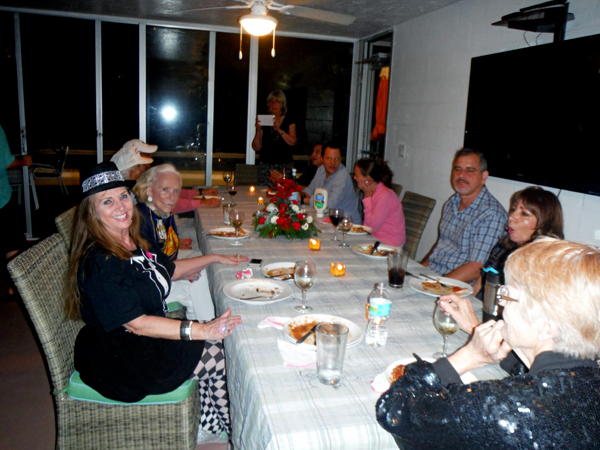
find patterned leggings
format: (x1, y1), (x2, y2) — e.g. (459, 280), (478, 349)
(190, 340), (230, 435)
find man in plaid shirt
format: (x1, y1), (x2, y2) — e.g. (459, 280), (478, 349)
(422, 148), (507, 283)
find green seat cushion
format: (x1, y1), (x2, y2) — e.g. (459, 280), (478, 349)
(167, 301), (184, 312)
(67, 371), (197, 405)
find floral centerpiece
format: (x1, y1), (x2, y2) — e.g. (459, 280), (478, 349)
(252, 179), (321, 239)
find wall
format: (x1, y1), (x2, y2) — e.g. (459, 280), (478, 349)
(386, 0), (600, 260)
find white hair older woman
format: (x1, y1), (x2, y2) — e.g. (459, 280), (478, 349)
(377, 237), (600, 449)
(68, 162), (244, 444)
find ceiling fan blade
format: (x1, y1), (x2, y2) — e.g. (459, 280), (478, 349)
(168, 5), (249, 14)
(279, 5), (355, 25)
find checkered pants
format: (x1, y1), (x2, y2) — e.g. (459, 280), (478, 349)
(191, 340), (230, 435)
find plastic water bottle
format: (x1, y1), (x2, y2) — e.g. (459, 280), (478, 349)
(365, 282), (392, 347)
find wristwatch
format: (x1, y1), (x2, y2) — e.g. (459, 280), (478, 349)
(180, 320), (193, 340)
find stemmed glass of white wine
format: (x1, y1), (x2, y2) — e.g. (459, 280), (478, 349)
(294, 261), (317, 312)
(222, 171), (233, 184)
(337, 214), (353, 248)
(230, 210), (245, 246)
(432, 302), (460, 358)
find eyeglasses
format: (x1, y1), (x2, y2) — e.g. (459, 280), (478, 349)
(496, 285), (519, 304)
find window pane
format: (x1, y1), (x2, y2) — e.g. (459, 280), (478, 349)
(257, 35), (353, 170)
(102, 21), (139, 156)
(213, 32), (250, 176)
(0, 11), (20, 153)
(21, 14), (96, 170)
(147, 26), (208, 174)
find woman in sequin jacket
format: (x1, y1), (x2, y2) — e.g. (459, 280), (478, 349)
(377, 237), (600, 449)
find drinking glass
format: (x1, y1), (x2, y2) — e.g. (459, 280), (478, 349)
(328, 208), (343, 241)
(227, 182), (239, 205)
(433, 302), (460, 358)
(222, 171), (233, 184)
(294, 261), (317, 312)
(230, 210), (245, 246)
(337, 214), (353, 248)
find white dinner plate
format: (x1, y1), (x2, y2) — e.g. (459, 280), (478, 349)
(408, 276), (473, 297)
(347, 225), (373, 235)
(261, 262), (296, 280)
(384, 357), (477, 385)
(223, 279), (292, 305)
(283, 314), (364, 349)
(351, 243), (397, 260)
(208, 227), (252, 240)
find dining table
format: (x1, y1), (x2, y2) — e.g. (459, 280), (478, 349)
(194, 186), (507, 450)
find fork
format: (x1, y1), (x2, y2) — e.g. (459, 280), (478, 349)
(243, 293), (277, 300)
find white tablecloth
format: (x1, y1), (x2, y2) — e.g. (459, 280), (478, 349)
(194, 188), (506, 450)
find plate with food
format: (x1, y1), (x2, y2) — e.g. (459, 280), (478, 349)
(261, 262), (296, 280)
(193, 195), (224, 200)
(222, 279), (292, 305)
(385, 357), (476, 386)
(207, 227), (252, 240)
(283, 314), (363, 349)
(408, 277), (473, 297)
(347, 225), (373, 235)
(351, 243), (397, 259)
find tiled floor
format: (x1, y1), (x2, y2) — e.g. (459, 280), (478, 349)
(0, 184), (227, 450)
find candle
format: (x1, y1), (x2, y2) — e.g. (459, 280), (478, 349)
(250, 186), (255, 194)
(258, 197), (264, 205)
(330, 262), (346, 277)
(309, 238), (321, 251)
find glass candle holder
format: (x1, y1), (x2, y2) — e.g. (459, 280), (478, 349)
(309, 238), (321, 251)
(258, 197), (264, 205)
(250, 186), (255, 194)
(330, 262), (346, 277)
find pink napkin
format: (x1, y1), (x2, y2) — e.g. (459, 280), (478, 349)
(235, 268), (253, 279)
(257, 316), (290, 330)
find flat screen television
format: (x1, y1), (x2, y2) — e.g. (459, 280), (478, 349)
(464, 33), (600, 196)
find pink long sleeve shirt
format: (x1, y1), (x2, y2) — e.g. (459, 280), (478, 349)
(362, 183), (406, 247)
(172, 189), (201, 214)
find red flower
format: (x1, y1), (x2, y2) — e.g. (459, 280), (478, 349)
(276, 217), (285, 226)
(292, 222), (301, 231)
(259, 217), (266, 225)
(297, 213), (305, 220)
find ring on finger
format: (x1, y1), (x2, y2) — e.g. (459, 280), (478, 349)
(220, 326), (227, 333)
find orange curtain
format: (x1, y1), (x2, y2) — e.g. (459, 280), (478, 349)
(371, 67), (390, 142)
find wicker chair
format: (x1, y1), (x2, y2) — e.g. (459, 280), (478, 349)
(55, 205), (77, 249)
(391, 183), (403, 198)
(235, 163), (259, 185)
(401, 191), (436, 259)
(8, 234), (200, 450)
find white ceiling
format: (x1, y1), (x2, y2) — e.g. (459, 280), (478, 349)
(0, 0), (465, 39)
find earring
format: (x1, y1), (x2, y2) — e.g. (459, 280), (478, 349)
(148, 195), (153, 202)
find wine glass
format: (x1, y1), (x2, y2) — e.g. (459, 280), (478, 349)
(230, 210), (245, 246)
(328, 208), (343, 241)
(432, 302), (460, 358)
(227, 182), (238, 205)
(294, 261), (317, 312)
(337, 214), (353, 248)
(222, 171), (233, 184)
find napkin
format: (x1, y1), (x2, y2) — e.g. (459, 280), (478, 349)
(277, 339), (316, 367)
(235, 268), (253, 279)
(370, 367), (478, 393)
(257, 316), (290, 330)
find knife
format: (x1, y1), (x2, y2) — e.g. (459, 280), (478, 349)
(295, 323), (322, 345)
(418, 273), (455, 288)
(370, 241), (381, 255)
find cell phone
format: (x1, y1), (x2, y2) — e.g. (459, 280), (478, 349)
(248, 259), (263, 266)
(257, 114), (275, 126)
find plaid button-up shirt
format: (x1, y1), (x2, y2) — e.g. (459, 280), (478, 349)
(429, 186), (507, 276)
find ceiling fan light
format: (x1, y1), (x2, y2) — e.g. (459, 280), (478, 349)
(239, 13), (277, 36)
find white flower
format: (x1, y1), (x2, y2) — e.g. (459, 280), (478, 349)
(271, 215), (279, 224)
(291, 204), (300, 212)
(266, 204), (276, 212)
(306, 215), (313, 224)
(302, 223), (309, 230)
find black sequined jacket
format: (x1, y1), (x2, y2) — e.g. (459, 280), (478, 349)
(376, 352), (600, 449)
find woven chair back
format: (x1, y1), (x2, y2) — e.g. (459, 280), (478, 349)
(55, 205), (77, 249)
(402, 191), (436, 259)
(235, 163), (259, 185)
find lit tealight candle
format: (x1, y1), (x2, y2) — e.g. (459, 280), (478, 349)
(258, 197), (264, 205)
(250, 186), (255, 194)
(330, 262), (346, 277)
(309, 238), (321, 251)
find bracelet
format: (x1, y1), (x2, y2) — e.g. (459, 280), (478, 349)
(180, 320), (193, 340)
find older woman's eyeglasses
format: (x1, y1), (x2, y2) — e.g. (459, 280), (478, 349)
(496, 285), (519, 304)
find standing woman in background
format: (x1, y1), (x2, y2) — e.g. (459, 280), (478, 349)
(252, 90), (297, 185)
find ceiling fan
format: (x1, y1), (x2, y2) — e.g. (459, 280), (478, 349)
(171, 0), (356, 36)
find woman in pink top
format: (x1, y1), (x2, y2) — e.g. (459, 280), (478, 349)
(353, 159), (406, 247)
